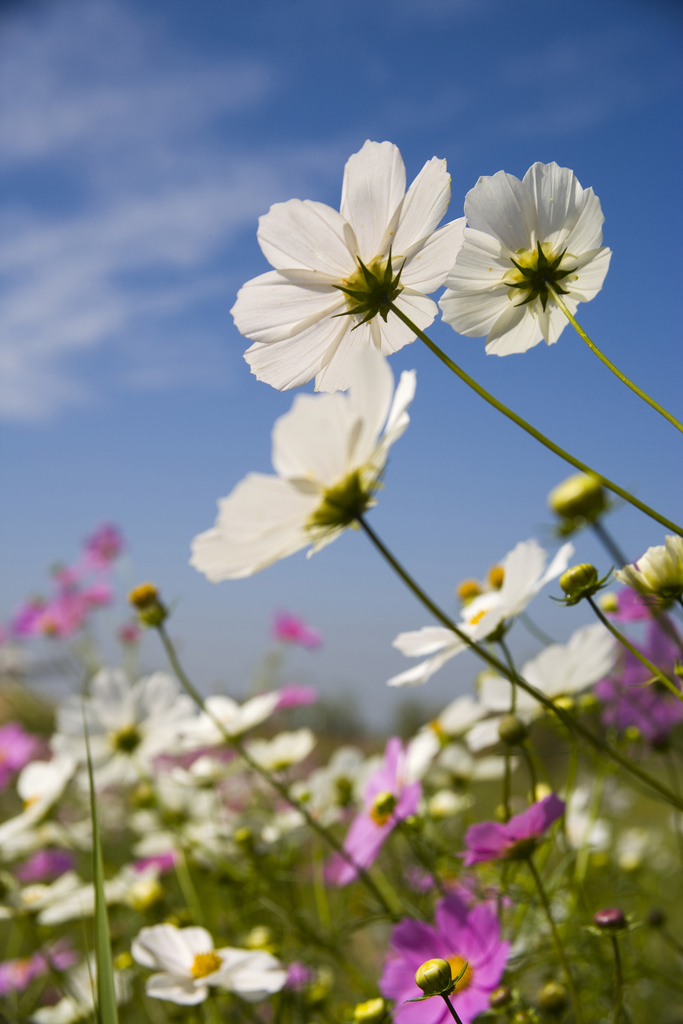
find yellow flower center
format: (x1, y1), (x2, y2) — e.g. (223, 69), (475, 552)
(503, 241), (577, 311)
(307, 470), (375, 535)
(469, 609), (487, 626)
(191, 952), (222, 979)
(487, 566), (504, 590)
(112, 725), (142, 753)
(370, 790), (397, 825)
(457, 579), (481, 602)
(337, 254), (404, 326)
(446, 955), (472, 992)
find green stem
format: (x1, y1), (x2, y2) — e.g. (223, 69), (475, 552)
(526, 856), (583, 1024)
(519, 611), (556, 646)
(440, 994), (465, 1024)
(587, 597), (683, 703)
(355, 515), (683, 810)
(155, 623), (400, 921)
(387, 302), (683, 538)
(552, 290), (683, 437)
(611, 935), (623, 1024)
(521, 744), (539, 801)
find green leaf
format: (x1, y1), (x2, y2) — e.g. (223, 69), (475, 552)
(84, 708), (119, 1024)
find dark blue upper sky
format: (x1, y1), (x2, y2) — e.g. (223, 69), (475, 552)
(1, 0), (681, 724)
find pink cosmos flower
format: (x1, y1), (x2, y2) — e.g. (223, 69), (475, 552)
(285, 962), (313, 990)
(11, 598), (47, 637)
(15, 849), (74, 883)
(118, 622), (142, 645)
(0, 723), (41, 789)
(272, 612), (322, 648)
(380, 895), (509, 1024)
(325, 737), (421, 886)
(0, 953), (48, 995)
(83, 523), (124, 570)
(462, 794), (565, 866)
(595, 620), (683, 744)
(133, 852), (177, 875)
(275, 685), (319, 709)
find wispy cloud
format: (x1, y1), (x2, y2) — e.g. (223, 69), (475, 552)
(0, 0), (342, 420)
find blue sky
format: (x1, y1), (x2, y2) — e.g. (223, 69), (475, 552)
(1, 0), (682, 725)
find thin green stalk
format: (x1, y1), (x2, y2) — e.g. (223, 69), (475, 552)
(441, 994), (465, 1024)
(355, 514), (683, 810)
(587, 597), (683, 703)
(526, 856), (583, 1024)
(520, 745), (539, 800)
(387, 301), (683, 538)
(552, 290), (683, 437)
(174, 850), (205, 926)
(519, 611), (556, 646)
(155, 623), (400, 921)
(611, 934), (623, 1024)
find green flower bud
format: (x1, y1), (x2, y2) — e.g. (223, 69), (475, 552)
(414, 959), (452, 996)
(353, 998), (386, 1024)
(537, 981), (568, 1015)
(489, 986), (512, 1009)
(558, 563), (600, 605)
(548, 473), (606, 528)
(128, 582), (168, 627)
(498, 714), (528, 745)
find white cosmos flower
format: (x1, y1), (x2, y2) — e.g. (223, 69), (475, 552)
(615, 535), (683, 603)
(190, 348), (415, 580)
(246, 729), (315, 771)
(31, 958), (131, 1024)
(52, 670), (196, 787)
(465, 624), (615, 752)
(181, 692), (281, 746)
(437, 743), (511, 783)
(0, 756), (75, 849)
(232, 139), (465, 393)
(440, 162), (611, 355)
(388, 539), (573, 687)
(290, 746), (366, 825)
(132, 924), (286, 1005)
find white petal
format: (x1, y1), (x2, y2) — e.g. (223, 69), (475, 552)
(146, 974), (207, 1005)
(405, 729), (440, 782)
(244, 314), (351, 392)
(537, 302), (572, 346)
(271, 392), (352, 484)
(438, 695), (487, 735)
(387, 644), (465, 688)
(392, 157), (452, 257)
(537, 541), (574, 590)
(485, 302), (544, 356)
(567, 247), (611, 302)
(401, 218), (466, 293)
(464, 169), (537, 251)
(522, 163), (603, 251)
(377, 290), (437, 353)
(257, 199), (356, 277)
(465, 717), (503, 753)
(232, 271), (345, 346)
(340, 141), (406, 263)
(313, 320), (375, 393)
(381, 369), (417, 451)
(346, 346), (396, 466)
(190, 474), (317, 581)
(393, 626), (460, 657)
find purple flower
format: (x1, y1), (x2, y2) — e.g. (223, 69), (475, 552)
(606, 586), (652, 623)
(272, 612), (322, 648)
(285, 962), (313, 990)
(0, 723), (40, 789)
(463, 794), (565, 866)
(133, 852), (177, 875)
(275, 684), (319, 709)
(83, 523), (124, 570)
(325, 738), (421, 886)
(380, 895), (509, 1024)
(15, 849), (74, 883)
(0, 953), (48, 995)
(595, 621), (683, 743)
(11, 598), (47, 638)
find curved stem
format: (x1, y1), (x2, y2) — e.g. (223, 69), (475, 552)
(155, 623), (400, 921)
(526, 856), (583, 1024)
(591, 520), (628, 569)
(356, 514), (683, 810)
(611, 935), (623, 1024)
(587, 597), (683, 703)
(552, 290), (683, 437)
(387, 301), (683, 538)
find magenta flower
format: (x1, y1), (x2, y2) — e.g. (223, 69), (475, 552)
(272, 612), (322, 648)
(15, 849), (74, 883)
(275, 684), (319, 709)
(0, 953), (48, 995)
(325, 738), (421, 886)
(380, 895), (509, 1024)
(463, 794), (565, 866)
(605, 586), (652, 623)
(595, 620), (683, 743)
(11, 598), (47, 638)
(285, 962), (313, 990)
(0, 723), (40, 789)
(133, 852), (177, 875)
(83, 523), (124, 570)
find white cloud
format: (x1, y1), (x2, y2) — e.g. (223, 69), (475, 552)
(0, 0), (342, 419)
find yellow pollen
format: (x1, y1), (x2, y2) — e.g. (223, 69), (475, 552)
(446, 956), (472, 992)
(487, 566), (504, 589)
(469, 609), (487, 626)
(23, 795), (40, 810)
(457, 579), (481, 602)
(430, 719), (446, 742)
(191, 952), (222, 979)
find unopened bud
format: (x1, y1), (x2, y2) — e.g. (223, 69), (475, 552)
(128, 583), (167, 626)
(559, 563), (599, 603)
(414, 959), (452, 996)
(593, 907), (626, 931)
(498, 714), (527, 746)
(114, 951), (134, 971)
(624, 726), (641, 743)
(578, 693), (599, 713)
(489, 986), (512, 1009)
(244, 925), (275, 952)
(598, 592), (619, 613)
(647, 908), (665, 928)
(538, 981), (568, 1015)
(548, 473), (606, 525)
(353, 998), (385, 1024)
(457, 579), (481, 602)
